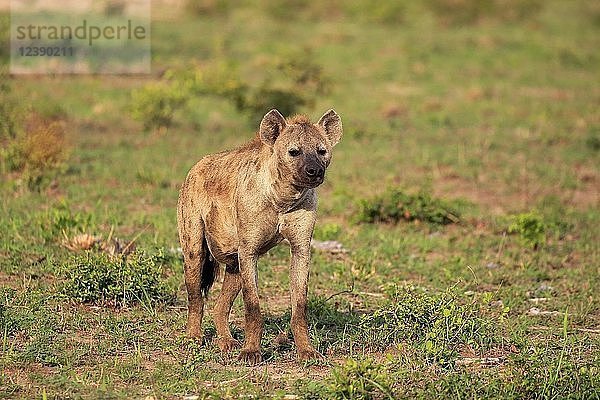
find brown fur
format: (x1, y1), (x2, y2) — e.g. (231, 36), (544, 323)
(177, 109), (342, 364)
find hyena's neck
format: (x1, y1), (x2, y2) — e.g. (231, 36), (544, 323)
(264, 157), (310, 213)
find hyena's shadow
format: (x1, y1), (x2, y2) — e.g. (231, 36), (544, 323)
(203, 296), (361, 361)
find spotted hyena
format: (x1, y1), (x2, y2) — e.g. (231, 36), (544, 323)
(177, 109), (342, 364)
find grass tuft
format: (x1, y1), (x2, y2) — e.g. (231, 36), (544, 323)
(329, 358), (394, 400)
(358, 285), (498, 366)
(355, 188), (461, 225)
(507, 211), (547, 250)
(62, 251), (175, 307)
(2, 112), (68, 190)
(39, 202), (95, 243)
(130, 82), (188, 131)
(131, 53), (330, 130)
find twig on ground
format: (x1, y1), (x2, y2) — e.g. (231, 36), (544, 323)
(121, 225), (150, 256)
(326, 279), (355, 302)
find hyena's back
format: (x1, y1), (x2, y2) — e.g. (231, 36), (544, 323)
(177, 137), (263, 268)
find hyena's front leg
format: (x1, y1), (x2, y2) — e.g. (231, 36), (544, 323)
(282, 205), (321, 361)
(238, 251), (263, 365)
(289, 242), (320, 360)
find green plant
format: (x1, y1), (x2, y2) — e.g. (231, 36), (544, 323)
(130, 82), (188, 131)
(0, 13), (9, 64)
(308, 296), (360, 329)
(223, 51), (332, 124)
(1, 88), (69, 190)
(344, 0), (406, 24)
(0, 78), (22, 142)
(0, 289), (18, 337)
(104, 0), (126, 16)
(62, 251), (174, 307)
(0, 288), (53, 334)
(426, 0), (543, 25)
(236, 85), (308, 125)
(295, 379), (331, 400)
(151, 52), (331, 127)
(19, 330), (65, 367)
(508, 211), (546, 249)
(275, 52), (331, 97)
(313, 223), (342, 241)
(260, 0), (405, 24)
(185, 0), (233, 16)
(355, 188), (460, 225)
(358, 285), (496, 366)
(1, 111), (69, 190)
(508, 345), (600, 399)
(39, 202), (95, 242)
(585, 128), (600, 151)
(260, 0), (340, 21)
(329, 358), (394, 400)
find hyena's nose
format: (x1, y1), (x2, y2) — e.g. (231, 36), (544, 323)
(306, 165), (324, 179)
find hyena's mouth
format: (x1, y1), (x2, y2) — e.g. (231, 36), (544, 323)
(294, 175), (324, 189)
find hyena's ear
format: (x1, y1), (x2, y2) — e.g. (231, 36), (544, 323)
(259, 109), (286, 146)
(318, 109), (343, 147)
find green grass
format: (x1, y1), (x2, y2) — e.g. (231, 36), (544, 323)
(1, 0), (599, 398)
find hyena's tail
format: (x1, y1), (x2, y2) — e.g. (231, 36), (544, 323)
(200, 237), (218, 298)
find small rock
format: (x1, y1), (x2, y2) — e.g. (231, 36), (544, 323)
(311, 239), (348, 254)
(529, 298), (549, 303)
(485, 262), (500, 269)
(537, 284), (554, 292)
(527, 307), (562, 316)
(490, 300), (504, 308)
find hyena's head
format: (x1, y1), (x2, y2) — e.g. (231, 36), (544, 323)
(259, 109), (343, 189)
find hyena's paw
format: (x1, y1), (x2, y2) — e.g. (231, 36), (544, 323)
(297, 347), (324, 362)
(217, 338), (241, 352)
(186, 328), (203, 342)
(238, 348), (262, 365)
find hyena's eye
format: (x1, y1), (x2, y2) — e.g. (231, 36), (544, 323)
(288, 148), (301, 157)
(317, 148), (327, 156)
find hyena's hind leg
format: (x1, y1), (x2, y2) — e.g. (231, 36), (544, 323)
(178, 196), (212, 340)
(214, 263), (242, 351)
(180, 227), (207, 339)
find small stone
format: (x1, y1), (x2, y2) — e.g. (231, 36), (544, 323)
(527, 307), (562, 316)
(490, 300), (504, 308)
(537, 284), (554, 292)
(311, 239), (348, 254)
(529, 298), (549, 303)
(485, 262), (500, 269)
